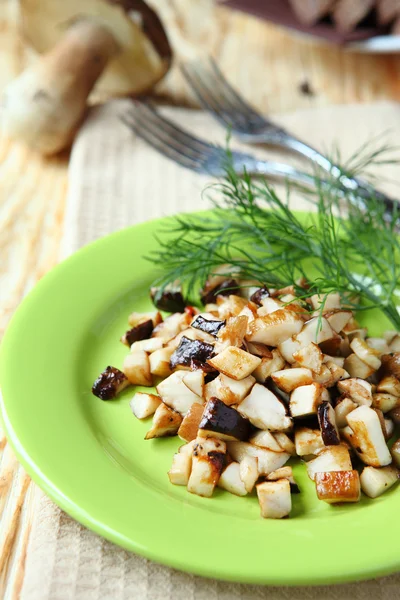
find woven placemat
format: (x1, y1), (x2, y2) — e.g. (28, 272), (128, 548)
(22, 100), (400, 599)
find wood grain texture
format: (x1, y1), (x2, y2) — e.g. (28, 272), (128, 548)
(1, 0), (400, 596)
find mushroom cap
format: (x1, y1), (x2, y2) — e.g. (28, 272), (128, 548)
(20, 0), (172, 97)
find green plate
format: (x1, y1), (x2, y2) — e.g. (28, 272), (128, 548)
(1, 214), (399, 586)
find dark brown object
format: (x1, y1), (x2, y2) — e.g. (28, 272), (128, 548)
(150, 285), (186, 312)
(250, 287), (270, 306)
(121, 319), (153, 346)
(92, 365), (129, 400)
(191, 315), (226, 338)
(318, 401), (340, 445)
(170, 336), (214, 370)
(199, 398), (251, 441)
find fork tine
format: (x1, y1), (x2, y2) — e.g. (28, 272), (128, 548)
(181, 63), (237, 130)
(208, 58), (267, 124)
(131, 103), (211, 163)
(121, 115), (202, 171)
(182, 60), (267, 131)
(135, 102), (212, 154)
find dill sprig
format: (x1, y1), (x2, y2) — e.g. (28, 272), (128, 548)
(147, 141), (400, 330)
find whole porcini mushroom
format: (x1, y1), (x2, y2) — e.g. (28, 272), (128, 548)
(1, 0), (172, 154)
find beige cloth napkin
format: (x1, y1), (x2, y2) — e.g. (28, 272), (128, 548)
(22, 101), (400, 599)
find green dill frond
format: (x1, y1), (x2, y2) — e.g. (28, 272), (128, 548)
(146, 138), (400, 330)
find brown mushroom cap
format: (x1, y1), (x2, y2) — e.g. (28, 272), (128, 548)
(20, 0), (172, 97)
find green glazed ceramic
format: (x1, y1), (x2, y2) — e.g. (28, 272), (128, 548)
(1, 214), (399, 585)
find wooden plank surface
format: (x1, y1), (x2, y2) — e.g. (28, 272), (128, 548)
(1, 0), (400, 596)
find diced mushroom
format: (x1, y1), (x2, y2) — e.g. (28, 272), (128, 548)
(145, 402), (182, 439)
(92, 365), (130, 400)
(337, 378), (372, 406)
(181, 370), (204, 396)
(344, 354), (376, 379)
(324, 360), (350, 386)
(128, 311), (162, 328)
(318, 401), (340, 446)
(170, 336), (214, 371)
(218, 462), (248, 496)
(168, 441), (195, 485)
(315, 470), (361, 503)
(277, 337), (302, 364)
(247, 308), (304, 346)
(266, 466), (299, 492)
(373, 408), (391, 441)
(238, 384), (293, 432)
(152, 312), (191, 343)
(227, 441), (290, 475)
(323, 355), (345, 368)
(177, 402), (205, 442)
(324, 309), (353, 334)
(360, 465), (399, 498)
(250, 286), (270, 306)
(346, 406), (392, 467)
(198, 398), (251, 442)
(350, 338), (382, 370)
(273, 432), (296, 455)
(319, 335), (343, 357)
(377, 376), (400, 397)
(289, 383), (327, 418)
(239, 455), (259, 493)
(214, 374), (256, 406)
(238, 305), (257, 332)
(295, 427), (324, 457)
(292, 342), (323, 373)
(156, 371), (203, 416)
(334, 397), (357, 428)
(123, 351), (152, 386)
(295, 317), (335, 347)
(150, 284), (186, 312)
(187, 437), (226, 497)
(191, 315), (225, 338)
(216, 295), (249, 320)
(366, 337), (390, 355)
(310, 293), (341, 311)
(389, 335), (400, 352)
(214, 315), (248, 353)
(256, 479), (291, 519)
(381, 352), (400, 379)
(272, 368), (314, 393)
(312, 364), (337, 387)
(253, 349), (286, 383)
(207, 346), (261, 380)
(306, 445), (353, 481)
(130, 392), (161, 419)
(257, 297), (284, 316)
(149, 347), (174, 378)
(391, 439), (400, 467)
(121, 319), (154, 346)
(250, 430), (285, 452)
(130, 338), (163, 353)
(204, 378), (219, 401)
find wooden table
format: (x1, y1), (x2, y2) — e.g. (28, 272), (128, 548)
(2, 0), (400, 596)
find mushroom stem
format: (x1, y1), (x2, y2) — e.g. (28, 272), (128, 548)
(2, 20), (120, 155)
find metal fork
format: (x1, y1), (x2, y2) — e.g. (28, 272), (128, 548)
(181, 58), (394, 209)
(121, 101), (320, 188)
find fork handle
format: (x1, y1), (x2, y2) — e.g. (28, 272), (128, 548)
(232, 153), (397, 225)
(280, 136), (397, 215)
